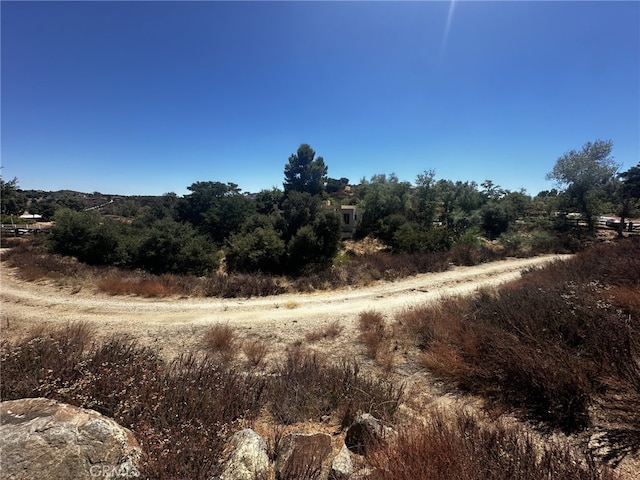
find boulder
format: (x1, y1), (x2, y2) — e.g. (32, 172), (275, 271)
(275, 432), (332, 480)
(1, 397), (141, 480)
(344, 413), (392, 455)
(216, 428), (269, 480)
(329, 443), (353, 480)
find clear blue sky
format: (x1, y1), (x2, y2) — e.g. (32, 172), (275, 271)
(2, 1), (638, 196)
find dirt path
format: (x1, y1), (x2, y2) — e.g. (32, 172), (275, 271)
(6, 252), (640, 479)
(1, 254), (570, 359)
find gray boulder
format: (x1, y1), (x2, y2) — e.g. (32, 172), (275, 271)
(1, 397), (141, 480)
(329, 443), (353, 480)
(216, 428), (269, 480)
(275, 432), (332, 480)
(344, 413), (393, 455)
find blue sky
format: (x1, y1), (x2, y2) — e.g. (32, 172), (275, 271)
(2, 1), (638, 196)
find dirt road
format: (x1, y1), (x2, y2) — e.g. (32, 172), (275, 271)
(1, 254), (570, 359)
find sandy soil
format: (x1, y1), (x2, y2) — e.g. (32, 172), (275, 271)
(1, 254), (570, 360)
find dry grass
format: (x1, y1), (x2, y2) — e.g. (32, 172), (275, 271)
(367, 407), (619, 480)
(394, 238), (640, 465)
(267, 345), (402, 427)
(1, 327), (405, 479)
(242, 338), (270, 368)
(358, 311), (388, 359)
(304, 321), (344, 342)
(202, 323), (238, 363)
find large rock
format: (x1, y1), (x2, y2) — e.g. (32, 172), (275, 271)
(216, 428), (269, 480)
(344, 413), (392, 456)
(1, 397), (141, 480)
(329, 443), (353, 480)
(275, 432), (332, 480)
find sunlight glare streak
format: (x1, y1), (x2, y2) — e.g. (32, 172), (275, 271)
(441, 0), (457, 59)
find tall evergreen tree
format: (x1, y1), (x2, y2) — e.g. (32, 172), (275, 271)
(283, 144), (328, 196)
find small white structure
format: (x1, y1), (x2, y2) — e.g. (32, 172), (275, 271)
(19, 212), (43, 220)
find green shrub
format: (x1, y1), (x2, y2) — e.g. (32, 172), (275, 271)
(226, 225), (286, 274)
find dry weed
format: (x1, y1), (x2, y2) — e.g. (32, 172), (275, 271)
(358, 310), (387, 359)
(304, 321), (344, 342)
(203, 324), (238, 363)
(242, 338), (270, 368)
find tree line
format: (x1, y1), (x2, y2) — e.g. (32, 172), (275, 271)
(2, 140), (639, 277)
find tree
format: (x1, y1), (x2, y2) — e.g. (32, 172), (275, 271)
(546, 140), (619, 231)
(326, 177), (349, 194)
(136, 219), (218, 275)
(480, 203), (510, 240)
(0, 176), (26, 217)
(254, 188), (285, 215)
(414, 170), (438, 226)
(281, 191), (322, 240)
(226, 224), (286, 274)
(176, 181), (255, 243)
(433, 180), (484, 235)
(283, 144), (328, 196)
(357, 173), (412, 239)
(49, 209), (133, 266)
(617, 163), (640, 236)
(286, 209), (341, 273)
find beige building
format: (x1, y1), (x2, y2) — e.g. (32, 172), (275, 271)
(340, 205), (360, 239)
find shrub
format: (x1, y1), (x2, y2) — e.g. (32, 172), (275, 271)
(367, 407), (618, 480)
(135, 219), (219, 276)
(398, 238), (640, 441)
(391, 223), (453, 254)
(358, 311), (387, 359)
(1, 332), (267, 480)
(202, 324), (238, 363)
(0, 322), (94, 399)
(203, 272), (285, 298)
(305, 320), (343, 342)
(267, 346), (402, 426)
(226, 226), (286, 274)
(242, 338), (270, 368)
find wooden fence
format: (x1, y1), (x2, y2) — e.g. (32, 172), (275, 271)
(0, 224), (52, 237)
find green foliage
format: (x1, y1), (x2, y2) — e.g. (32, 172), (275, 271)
(49, 209), (132, 266)
(226, 221), (286, 274)
(619, 162), (640, 201)
(27, 202), (57, 220)
(283, 144), (328, 196)
(281, 191), (322, 240)
(135, 219), (218, 275)
(376, 213), (408, 246)
(177, 181), (255, 243)
(358, 173), (412, 238)
(226, 188), (341, 275)
(326, 176), (349, 194)
(0, 176), (26, 216)
(616, 163), (640, 229)
(546, 139), (619, 230)
(434, 179), (484, 233)
(253, 187), (285, 215)
(413, 170), (438, 226)
(391, 223), (453, 254)
(26, 140), (628, 277)
(285, 210), (341, 274)
(49, 209), (218, 274)
(481, 203), (510, 240)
